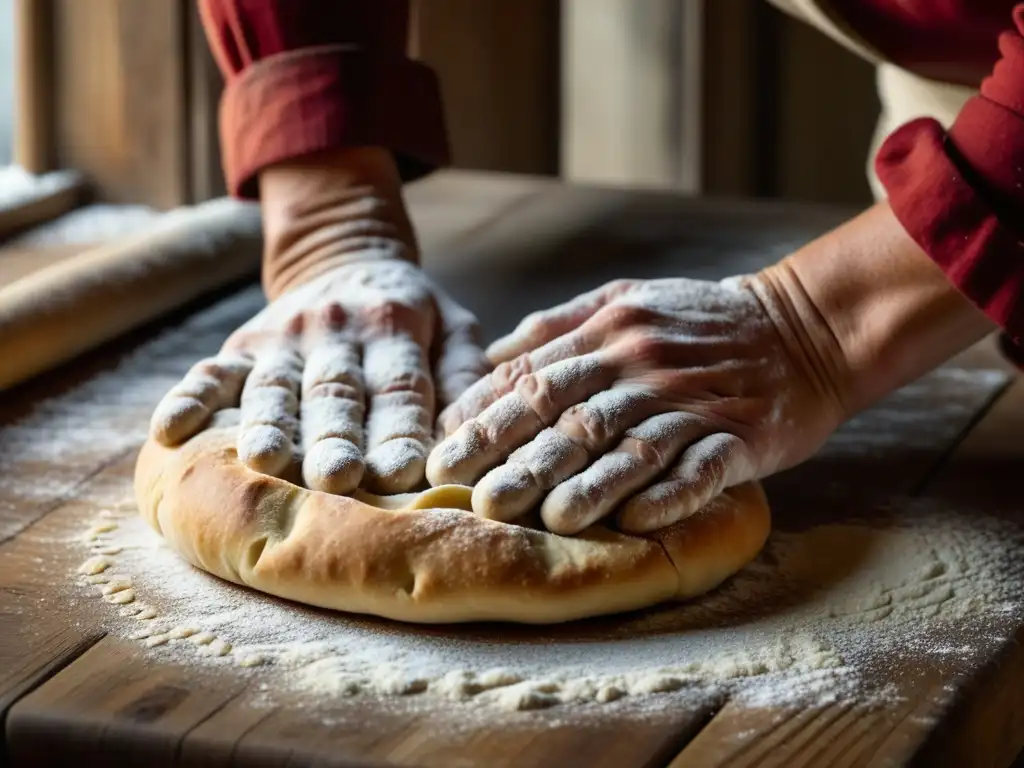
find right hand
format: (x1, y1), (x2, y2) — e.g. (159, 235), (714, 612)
(426, 274), (848, 534)
(149, 148), (489, 495)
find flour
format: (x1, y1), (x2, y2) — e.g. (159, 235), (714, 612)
(0, 167), (82, 214)
(74, 491), (1024, 714)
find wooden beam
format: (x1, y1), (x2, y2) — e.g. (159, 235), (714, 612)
(561, 0), (702, 191)
(184, 0), (226, 203)
(14, 0), (55, 173)
(49, 0), (189, 208)
(413, 0), (559, 176)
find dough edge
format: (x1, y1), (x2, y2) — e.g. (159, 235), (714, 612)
(134, 426), (770, 624)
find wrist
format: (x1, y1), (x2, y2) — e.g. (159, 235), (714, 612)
(752, 202), (995, 417)
(258, 146), (419, 299)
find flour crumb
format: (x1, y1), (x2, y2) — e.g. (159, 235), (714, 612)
(100, 578), (133, 596)
(495, 682), (561, 711)
(78, 556), (112, 575)
(104, 589), (136, 605)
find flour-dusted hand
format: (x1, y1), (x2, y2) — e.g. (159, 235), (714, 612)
(150, 147), (488, 495)
(426, 276), (849, 534)
(151, 258), (486, 494)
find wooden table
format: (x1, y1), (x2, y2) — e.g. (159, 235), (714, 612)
(0, 171), (1022, 767)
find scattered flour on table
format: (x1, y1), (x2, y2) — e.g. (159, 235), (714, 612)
(74, 498), (1024, 713)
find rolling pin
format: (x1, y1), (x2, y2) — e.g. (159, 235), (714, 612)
(0, 197), (262, 390)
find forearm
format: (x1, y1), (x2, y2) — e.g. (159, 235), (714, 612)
(260, 147), (419, 300)
(754, 202), (996, 418)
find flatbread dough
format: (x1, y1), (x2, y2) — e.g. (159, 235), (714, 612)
(135, 411), (770, 624)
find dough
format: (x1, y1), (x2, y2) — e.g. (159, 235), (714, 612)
(135, 410), (770, 624)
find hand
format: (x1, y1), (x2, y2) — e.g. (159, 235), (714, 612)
(150, 148), (488, 494)
(426, 275), (846, 534)
(426, 202), (995, 536)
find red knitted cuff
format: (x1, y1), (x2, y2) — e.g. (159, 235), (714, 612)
(220, 45), (450, 199)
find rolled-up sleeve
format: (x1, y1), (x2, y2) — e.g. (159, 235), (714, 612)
(875, 3), (1024, 343)
(198, 0), (449, 199)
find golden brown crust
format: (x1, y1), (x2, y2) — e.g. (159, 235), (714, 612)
(135, 424), (771, 624)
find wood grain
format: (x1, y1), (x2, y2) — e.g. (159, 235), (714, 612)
(13, 0), (55, 174)
(50, 0), (188, 208)
(413, 1), (560, 175)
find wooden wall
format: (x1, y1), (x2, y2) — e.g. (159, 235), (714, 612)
(15, 0), (878, 208)
(562, 0), (879, 205)
(413, 0), (560, 176)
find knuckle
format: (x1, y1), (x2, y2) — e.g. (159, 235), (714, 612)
(364, 299), (422, 333)
(283, 313), (306, 336)
(311, 301), (348, 331)
(593, 302), (660, 332)
(629, 437), (669, 470)
(605, 278), (638, 297)
(514, 372), (562, 425)
(491, 354), (534, 393)
(522, 310), (553, 334)
(376, 368), (434, 397)
(557, 403), (613, 451)
(305, 381), (362, 402)
(616, 333), (675, 368)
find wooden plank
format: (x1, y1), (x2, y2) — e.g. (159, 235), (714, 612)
(218, 702), (710, 768)
(905, 380), (1024, 768)
(50, 0), (188, 208)
(413, 1), (560, 175)
(561, 0), (698, 190)
(13, 0), (55, 173)
(7, 637), (249, 768)
(184, 0), (226, 204)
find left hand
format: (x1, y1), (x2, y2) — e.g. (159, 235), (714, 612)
(426, 275), (848, 534)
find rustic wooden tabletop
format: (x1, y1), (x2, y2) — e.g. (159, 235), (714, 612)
(0, 171), (1021, 768)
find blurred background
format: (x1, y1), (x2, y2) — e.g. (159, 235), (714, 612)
(0, 0), (881, 209)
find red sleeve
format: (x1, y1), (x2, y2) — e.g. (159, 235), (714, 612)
(197, 0), (449, 199)
(875, 4), (1024, 343)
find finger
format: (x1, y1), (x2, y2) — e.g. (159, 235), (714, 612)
(617, 432), (755, 533)
(150, 354), (252, 445)
(436, 325), (603, 438)
(362, 335), (435, 493)
(300, 340), (366, 494)
(237, 348), (303, 477)
(433, 313), (489, 411)
(485, 280), (635, 364)
(470, 385), (661, 522)
(426, 352), (618, 487)
(539, 412), (709, 535)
